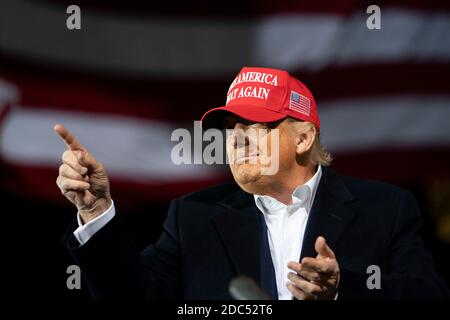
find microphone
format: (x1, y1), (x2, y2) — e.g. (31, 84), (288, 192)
(229, 275), (271, 300)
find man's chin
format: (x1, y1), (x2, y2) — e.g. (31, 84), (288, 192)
(232, 164), (264, 189)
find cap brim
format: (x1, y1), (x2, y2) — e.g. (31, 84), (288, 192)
(200, 105), (287, 130)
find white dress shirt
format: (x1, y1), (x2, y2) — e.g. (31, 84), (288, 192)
(73, 200), (115, 245)
(73, 167), (323, 300)
(254, 165), (322, 300)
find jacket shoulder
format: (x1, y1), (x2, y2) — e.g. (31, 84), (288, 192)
(337, 171), (411, 204)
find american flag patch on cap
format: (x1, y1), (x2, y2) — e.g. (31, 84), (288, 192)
(289, 91), (310, 116)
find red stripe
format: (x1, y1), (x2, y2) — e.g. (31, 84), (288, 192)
(1, 59), (449, 121)
(258, 0), (450, 15)
(38, 0), (450, 18)
(292, 63), (450, 103)
(0, 103), (12, 132)
(332, 145), (450, 184)
(0, 161), (229, 210)
(0, 69), (165, 121)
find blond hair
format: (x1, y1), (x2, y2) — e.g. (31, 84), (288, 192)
(286, 118), (332, 166)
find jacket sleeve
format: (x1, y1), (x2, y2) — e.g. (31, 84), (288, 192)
(338, 190), (449, 299)
(62, 199), (181, 299)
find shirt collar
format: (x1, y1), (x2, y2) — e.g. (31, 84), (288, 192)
(254, 165), (322, 215)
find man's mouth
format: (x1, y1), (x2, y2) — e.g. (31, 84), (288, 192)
(235, 153), (259, 164)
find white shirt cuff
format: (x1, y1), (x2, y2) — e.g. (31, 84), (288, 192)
(73, 200), (115, 246)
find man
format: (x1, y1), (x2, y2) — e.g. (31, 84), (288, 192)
(56, 67), (448, 299)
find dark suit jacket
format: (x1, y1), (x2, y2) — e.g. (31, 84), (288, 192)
(62, 167), (449, 299)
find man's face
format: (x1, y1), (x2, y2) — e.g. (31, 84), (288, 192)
(224, 115), (297, 194)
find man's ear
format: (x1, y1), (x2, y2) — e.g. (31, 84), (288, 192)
(295, 123), (316, 156)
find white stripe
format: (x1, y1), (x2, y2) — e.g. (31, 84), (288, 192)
(254, 15), (343, 71)
(1, 0), (449, 76)
(0, 107), (217, 182)
(320, 96), (450, 152)
(254, 10), (450, 70)
(1, 97), (449, 178)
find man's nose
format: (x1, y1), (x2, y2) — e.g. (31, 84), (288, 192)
(231, 123), (250, 149)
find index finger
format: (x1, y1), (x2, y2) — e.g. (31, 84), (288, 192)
(54, 124), (84, 150)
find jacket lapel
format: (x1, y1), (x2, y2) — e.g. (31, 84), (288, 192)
(300, 167), (358, 260)
(213, 190), (261, 284)
(211, 167), (358, 283)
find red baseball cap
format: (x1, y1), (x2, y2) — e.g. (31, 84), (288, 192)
(201, 66), (320, 130)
